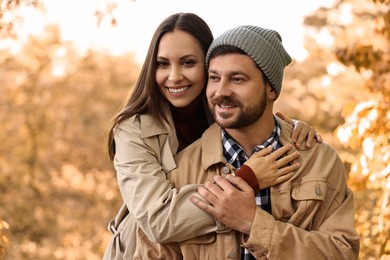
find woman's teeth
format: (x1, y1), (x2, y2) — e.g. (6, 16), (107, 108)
(168, 86), (189, 94)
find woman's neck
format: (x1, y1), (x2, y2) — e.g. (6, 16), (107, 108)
(170, 95), (204, 122)
(170, 95), (208, 152)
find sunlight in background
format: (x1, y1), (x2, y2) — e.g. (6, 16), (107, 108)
(4, 0), (335, 63)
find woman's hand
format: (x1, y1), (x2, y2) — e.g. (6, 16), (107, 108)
(244, 144), (300, 190)
(276, 112), (323, 149)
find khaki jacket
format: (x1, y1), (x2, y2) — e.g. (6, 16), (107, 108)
(103, 102), (216, 260)
(133, 118), (360, 259)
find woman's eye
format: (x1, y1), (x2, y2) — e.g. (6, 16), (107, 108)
(157, 60), (169, 68)
(183, 59), (195, 66)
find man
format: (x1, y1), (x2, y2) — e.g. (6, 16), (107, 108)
(134, 25), (360, 259)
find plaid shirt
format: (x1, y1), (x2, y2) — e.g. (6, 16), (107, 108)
(222, 116), (282, 260)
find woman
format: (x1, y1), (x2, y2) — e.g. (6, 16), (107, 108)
(103, 12), (321, 259)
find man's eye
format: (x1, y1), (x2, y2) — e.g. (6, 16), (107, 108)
(232, 77), (243, 83)
(209, 75), (219, 81)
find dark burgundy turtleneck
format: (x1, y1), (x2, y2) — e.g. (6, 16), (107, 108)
(170, 95), (209, 152)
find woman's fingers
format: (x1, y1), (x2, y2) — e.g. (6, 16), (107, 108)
(252, 145), (273, 157)
(291, 120), (302, 144)
(273, 150), (300, 168)
(263, 143), (293, 160)
(315, 133), (323, 143)
(275, 111), (294, 127)
(277, 163), (300, 176)
(293, 122), (311, 148)
(274, 171), (294, 184)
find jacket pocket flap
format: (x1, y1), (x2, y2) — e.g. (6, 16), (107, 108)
(292, 181), (326, 201)
(179, 232), (215, 245)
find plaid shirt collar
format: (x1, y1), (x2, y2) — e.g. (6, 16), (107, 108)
(222, 116), (281, 167)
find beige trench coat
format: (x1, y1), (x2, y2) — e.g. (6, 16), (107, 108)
(103, 102), (217, 260)
(133, 118), (360, 259)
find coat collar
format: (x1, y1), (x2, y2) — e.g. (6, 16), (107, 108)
(136, 101), (179, 154)
(200, 115), (302, 171)
(201, 123), (227, 170)
(138, 101), (173, 138)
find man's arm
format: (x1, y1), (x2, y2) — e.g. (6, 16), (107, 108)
(190, 173), (359, 259)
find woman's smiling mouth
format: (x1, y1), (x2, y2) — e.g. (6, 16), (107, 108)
(167, 86), (190, 94)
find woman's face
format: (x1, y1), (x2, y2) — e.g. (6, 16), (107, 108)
(156, 29), (206, 108)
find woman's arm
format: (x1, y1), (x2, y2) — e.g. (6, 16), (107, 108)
(114, 117), (216, 243)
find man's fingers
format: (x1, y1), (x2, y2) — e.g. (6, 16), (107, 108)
(225, 174), (252, 192)
(190, 194), (215, 214)
(198, 183), (220, 205)
(212, 175), (242, 193)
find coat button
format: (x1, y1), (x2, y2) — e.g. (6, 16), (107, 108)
(222, 166), (230, 174)
(227, 252), (236, 259)
(315, 186), (322, 196)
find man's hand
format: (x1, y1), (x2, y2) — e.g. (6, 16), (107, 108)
(190, 175), (256, 235)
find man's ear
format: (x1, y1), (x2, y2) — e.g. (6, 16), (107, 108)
(267, 84), (277, 100)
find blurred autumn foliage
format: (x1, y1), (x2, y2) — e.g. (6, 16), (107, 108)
(0, 0), (389, 259)
(0, 20), (139, 259)
(278, 0), (390, 258)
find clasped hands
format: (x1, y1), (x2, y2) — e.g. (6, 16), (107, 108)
(189, 143), (301, 235)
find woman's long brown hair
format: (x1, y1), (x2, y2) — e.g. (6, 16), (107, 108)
(106, 12), (214, 161)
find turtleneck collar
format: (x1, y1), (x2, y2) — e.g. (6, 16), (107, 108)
(170, 94), (209, 152)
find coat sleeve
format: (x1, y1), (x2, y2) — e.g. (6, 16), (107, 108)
(114, 118), (216, 243)
(241, 144), (360, 259)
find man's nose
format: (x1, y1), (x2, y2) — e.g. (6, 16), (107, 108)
(214, 79), (233, 96)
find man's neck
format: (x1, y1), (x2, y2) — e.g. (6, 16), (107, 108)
(224, 113), (275, 156)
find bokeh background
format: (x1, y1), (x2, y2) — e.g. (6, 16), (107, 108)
(0, 0), (389, 259)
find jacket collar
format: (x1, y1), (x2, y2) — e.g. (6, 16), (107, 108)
(201, 123), (227, 170)
(138, 101), (173, 138)
(136, 101), (179, 154)
(200, 115), (302, 171)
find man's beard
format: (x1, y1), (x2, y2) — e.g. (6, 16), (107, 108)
(209, 89), (267, 129)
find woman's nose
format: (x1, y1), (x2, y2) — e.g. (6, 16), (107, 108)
(168, 66), (183, 82)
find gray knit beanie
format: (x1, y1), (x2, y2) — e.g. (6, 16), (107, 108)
(205, 25), (292, 99)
